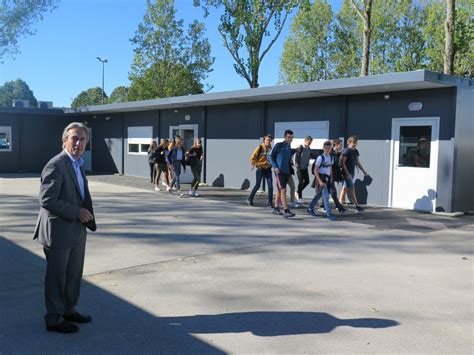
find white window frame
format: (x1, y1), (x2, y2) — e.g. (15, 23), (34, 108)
(127, 126), (153, 155)
(0, 126), (12, 152)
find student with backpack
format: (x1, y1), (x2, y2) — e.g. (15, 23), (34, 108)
(295, 136), (313, 204)
(307, 140), (337, 221)
(247, 134), (274, 208)
(318, 138), (346, 213)
(339, 135), (368, 213)
(268, 130), (296, 218)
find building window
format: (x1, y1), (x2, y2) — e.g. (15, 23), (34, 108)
(399, 126), (431, 168)
(127, 126), (153, 155)
(0, 126), (12, 152)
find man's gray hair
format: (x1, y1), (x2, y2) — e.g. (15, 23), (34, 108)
(62, 122), (89, 141)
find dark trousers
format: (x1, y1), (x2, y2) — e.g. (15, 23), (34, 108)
(43, 234), (86, 326)
(149, 162), (155, 182)
(249, 168), (273, 205)
(297, 168), (310, 199)
(191, 162), (202, 190)
(320, 180), (345, 210)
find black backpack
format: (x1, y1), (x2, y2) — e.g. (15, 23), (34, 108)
(311, 153), (331, 175)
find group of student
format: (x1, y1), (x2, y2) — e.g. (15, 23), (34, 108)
(147, 130), (368, 221)
(248, 130), (368, 221)
(147, 136), (204, 197)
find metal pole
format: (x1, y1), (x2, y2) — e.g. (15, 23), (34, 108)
(96, 57), (108, 105)
(101, 61), (105, 104)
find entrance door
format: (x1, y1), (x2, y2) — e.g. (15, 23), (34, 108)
(390, 118), (439, 211)
(83, 127), (92, 171)
(169, 125), (199, 184)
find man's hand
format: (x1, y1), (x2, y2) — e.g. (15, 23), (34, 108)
(274, 168), (280, 175)
(318, 181), (326, 188)
(79, 208), (94, 223)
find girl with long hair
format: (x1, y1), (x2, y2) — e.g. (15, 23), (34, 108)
(186, 138), (204, 196)
(167, 135), (186, 197)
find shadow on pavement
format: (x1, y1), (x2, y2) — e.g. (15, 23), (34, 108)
(0, 236), (399, 353)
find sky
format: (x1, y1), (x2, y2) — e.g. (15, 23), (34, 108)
(0, 0), (343, 108)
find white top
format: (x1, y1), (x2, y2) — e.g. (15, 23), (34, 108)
(315, 153), (333, 176)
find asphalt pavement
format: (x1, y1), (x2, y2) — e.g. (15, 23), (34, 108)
(1, 174), (472, 354)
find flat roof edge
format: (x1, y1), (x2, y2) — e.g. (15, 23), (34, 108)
(65, 70), (462, 115)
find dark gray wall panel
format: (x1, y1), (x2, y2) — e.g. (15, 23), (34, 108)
(267, 96), (345, 139)
(347, 88), (456, 140)
(207, 103), (264, 139)
(452, 85), (474, 212)
(160, 108), (205, 139)
(20, 114), (69, 172)
(85, 113), (124, 174)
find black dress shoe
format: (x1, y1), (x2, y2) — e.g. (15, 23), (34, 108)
(64, 312), (92, 324)
(46, 320), (79, 333)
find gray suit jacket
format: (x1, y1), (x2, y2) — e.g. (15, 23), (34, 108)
(33, 151), (96, 249)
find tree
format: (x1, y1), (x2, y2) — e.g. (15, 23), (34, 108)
(349, 0), (373, 76)
(330, 0), (361, 78)
(129, 0), (213, 99)
(128, 61), (203, 101)
(423, 0), (473, 78)
(279, 0), (335, 84)
(444, 0), (455, 75)
(0, 79), (37, 107)
(108, 86), (129, 104)
(195, 0), (303, 88)
(71, 87), (107, 108)
(0, 0), (59, 60)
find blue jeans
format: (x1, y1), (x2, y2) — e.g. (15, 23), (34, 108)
(309, 175), (332, 216)
(249, 168), (273, 205)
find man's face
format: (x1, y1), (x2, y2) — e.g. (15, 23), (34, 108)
(323, 145), (332, 154)
(63, 127), (87, 160)
(264, 137), (272, 146)
(284, 134), (294, 144)
(334, 143), (343, 152)
(348, 141), (358, 149)
(304, 139), (312, 147)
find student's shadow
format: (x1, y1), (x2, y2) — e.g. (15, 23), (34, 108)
(355, 175), (373, 205)
(414, 189), (437, 212)
(162, 311), (399, 336)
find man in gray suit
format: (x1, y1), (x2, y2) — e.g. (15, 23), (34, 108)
(34, 122), (96, 333)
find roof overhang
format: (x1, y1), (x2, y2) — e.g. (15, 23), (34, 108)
(65, 70), (463, 115)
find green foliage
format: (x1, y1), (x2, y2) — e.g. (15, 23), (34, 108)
(279, 0), (473, 82)
(108, 86), (129, 104)
(0, 0), (59, 60)
(422, 0), (473, 77)
(279, 0), (335, 83)
(0, 79), (37, 107)
(330, 0), (361, 78)
(128, 61), (203, 101)
(129, 0), (213, 100)
(71, 87), (107, 108)
(195, 0), (304, 88)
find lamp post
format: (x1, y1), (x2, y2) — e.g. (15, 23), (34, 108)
(96, 57), (108, 104)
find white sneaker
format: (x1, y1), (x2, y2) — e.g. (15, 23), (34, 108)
(193, 191), (200, 197)
(178, 191), (184, 198)
(188, 190), (194, 195)
(318, 207), (326, 213)
(161, 181), (167, 186)
(289, 202), (300, 208)
(154, 186), (161, 191)
(297, 198), (305, 204)
(167, 185), (171, 193)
